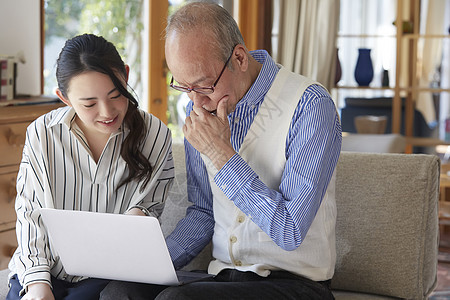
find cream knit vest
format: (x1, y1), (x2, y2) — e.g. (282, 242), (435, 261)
(203, 67), (336, 281)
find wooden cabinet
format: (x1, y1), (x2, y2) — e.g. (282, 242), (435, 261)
(0, 100), (63, 269)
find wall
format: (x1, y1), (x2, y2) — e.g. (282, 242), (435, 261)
(0, 0), (41, 96)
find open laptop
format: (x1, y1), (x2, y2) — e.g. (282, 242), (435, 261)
(39, 208), (212, 285)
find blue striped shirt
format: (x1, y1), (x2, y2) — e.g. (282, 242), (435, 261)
(166, 50), (342, 269)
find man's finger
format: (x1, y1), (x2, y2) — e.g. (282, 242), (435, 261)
(217, 98), (229, 123)
(190, 107), (200, 117)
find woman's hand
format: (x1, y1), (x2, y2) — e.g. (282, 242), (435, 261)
(125, 207), (146, 216)
(23, 283), (55, 300)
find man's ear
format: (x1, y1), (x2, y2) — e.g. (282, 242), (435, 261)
(56, 88), (71, 107)
(234, 44), (248, 72)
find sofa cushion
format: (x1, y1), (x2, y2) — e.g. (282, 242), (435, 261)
(333, 290), (399, 299)
(160, 142), (212, 271)
(331, 152), (439, 299)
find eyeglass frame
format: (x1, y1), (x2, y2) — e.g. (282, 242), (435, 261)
(169, 46), (236, 95)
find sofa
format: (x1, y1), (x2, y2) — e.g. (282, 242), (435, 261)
(0, 143), (440, 299)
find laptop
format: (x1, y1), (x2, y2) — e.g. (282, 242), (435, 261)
(39, 208), (213, 285)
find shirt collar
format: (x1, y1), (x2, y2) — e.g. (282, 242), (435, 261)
(236, 50), (280, 109)
(46, 106), (124, 137)
(46, 106), (76, 129)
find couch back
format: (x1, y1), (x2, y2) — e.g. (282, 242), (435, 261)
(161, 144), (439, 299)
(331, 152), (439, 299)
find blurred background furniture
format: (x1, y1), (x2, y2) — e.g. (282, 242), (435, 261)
(0, 100), (63, 271)
(439, 163), (450, 258)
(342, 133), (406, 153)
(354, 115), (387, 134)
(341, 97), (435, 151)
(342, 105), (407, 153)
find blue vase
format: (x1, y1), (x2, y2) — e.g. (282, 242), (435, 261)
(354, 48), (374, 86)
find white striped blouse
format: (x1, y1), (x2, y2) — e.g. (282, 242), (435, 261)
(8, 106), (174, 290)
(166, 50), (342, 269)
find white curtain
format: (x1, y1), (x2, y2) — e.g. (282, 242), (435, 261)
(416, 0), (447, 125)
(276, 0), (340, 91)
(439, 2), (450, 140)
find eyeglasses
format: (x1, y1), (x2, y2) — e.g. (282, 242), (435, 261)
(169, 48), (234, 95)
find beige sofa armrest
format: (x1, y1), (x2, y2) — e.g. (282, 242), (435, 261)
(332, 152), (439, 299)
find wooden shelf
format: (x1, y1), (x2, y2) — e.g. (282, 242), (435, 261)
(337, 34), (397, 38)
(334, 86), (395, 91)
(335, 86), (450, 93)
(0, 95), (59, 107)
(402, 34), (450, 39)
(405, 137), (450, 147)
(399, 87), (450, 93)
(0, 98), (63, 124)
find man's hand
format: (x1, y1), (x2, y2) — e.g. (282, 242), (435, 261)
(23, 283), (55, 300)
(183, 98), (236, 170)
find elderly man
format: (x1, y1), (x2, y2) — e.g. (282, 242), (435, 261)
(101, 2), (341, 299)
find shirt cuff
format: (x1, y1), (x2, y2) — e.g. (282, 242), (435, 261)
(21, 266), (52, 296)
(214, 154), (256, 200)
(166, 237), (189, 270)
(127, 205), (152, 216)
(127, 204), (161, 218)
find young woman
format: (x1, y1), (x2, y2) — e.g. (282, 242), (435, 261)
(6, 34), (174, 300)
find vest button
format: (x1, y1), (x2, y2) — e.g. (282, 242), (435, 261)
(230, 236), (237, 243)
(237, 216), (245, 223)
(235, 260), (242, 266)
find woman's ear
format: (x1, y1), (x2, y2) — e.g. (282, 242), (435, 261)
(56, 88), (71, 107)
(125, 64), (130, 83)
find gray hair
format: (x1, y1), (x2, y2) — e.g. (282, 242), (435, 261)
(165, 2), (245, 62)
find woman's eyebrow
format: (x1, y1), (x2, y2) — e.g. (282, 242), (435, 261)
(107, 87), (118, 95)
(78, 88), (118, 100)
(79, 96), (97, 100)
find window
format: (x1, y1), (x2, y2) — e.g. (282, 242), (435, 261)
(43, 0), (147, 108)
(43, 0), (235, 140)
(335, 0), (397, 107)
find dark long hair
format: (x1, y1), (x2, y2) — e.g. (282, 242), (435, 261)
(56, 33), (153, 191)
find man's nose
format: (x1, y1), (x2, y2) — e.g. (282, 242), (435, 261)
(190, 92), (208, 108)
